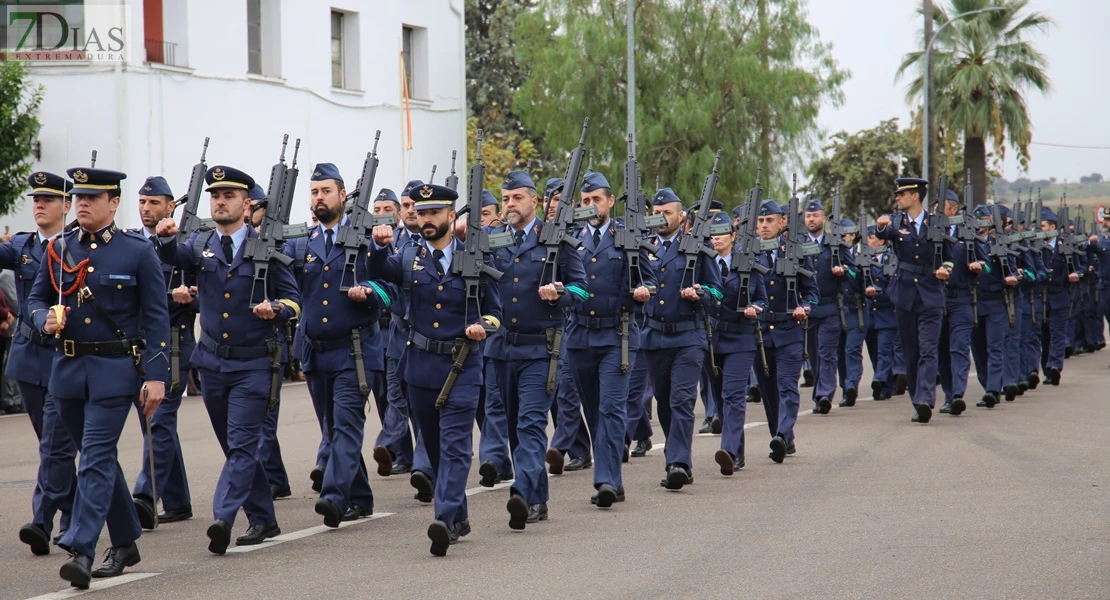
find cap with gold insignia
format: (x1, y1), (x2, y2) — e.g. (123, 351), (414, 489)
(803, 199), (824, 213)
(502, 171), (535, 191)
(581, 172), (610, 193)
(403, 180), (425, 197)
(27, 171), (70, 197)
(139, 175), (173, 198)
(652, 187), (681, 206)
(408, 183), (458, 211)
(481, 190), (499, 208)
(205, 166), (255, 192)
(544, 178), (564, 200)
(67, 167), (126, 195)
(709, 211), (733, 233)
(894, 177), (928, 195)
(376, 188), (400, 206)
(311, 163), (344, 187)
(758, 199), (785, 216)
(709, 199), (724, 212)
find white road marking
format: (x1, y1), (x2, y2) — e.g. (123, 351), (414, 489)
(465, 480), (514, 496)
(225, 512), (395, 554)
(26, 573), (160, 599)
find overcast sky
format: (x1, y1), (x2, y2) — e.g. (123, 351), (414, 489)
(807, 0), (1107, 182)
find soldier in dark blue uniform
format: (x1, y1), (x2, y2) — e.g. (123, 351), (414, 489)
(476, 189), (514, 487)
(936, 190), (979, 415)
(28, 166), (170, 588)
(862, 226), (903, 400)
(705, 212), (766, 475)
(7, 172), (79, 556)
(968, 204), (1019, 407)
(155, 166), (300, 554)
(1038, 207), (1082, 385)
(566, 172), (654, 506)
(284, 163), (388, 526)
(643, 188), (722, 489)
(131, 176), (195, 527)
(836, 219), (867, 405)
(752, 200), (817, 462)
(368, 183), (501, 556)
(874, 178), (951, 423)
(488, 171), (589, 528)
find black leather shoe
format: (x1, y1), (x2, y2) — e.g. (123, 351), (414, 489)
(1016, 382), (1028, 395)
(622, 443), (630, 463)
(1065, 345), (1074, 358)
(371, 446), (393, 477)
(545, 449), (565, 475)
(1003, 385), (1018, 402)
(271, 483), (291, 500)
(748, 386), (762, 403)
(19, 523), (50, 556)
(133, 496), (156, 530)
(801, 368), (815, 387)
(391, 462), (412, 475)
(507, 495), (528, 530)
(895, 374), (908, 395)
(817, 396), (832, 414)
(159, 505), (193, 523)
(663, 465), (691, 490)
(711, 417), (722, 435)
(479, 461), (500, 487)
(911, 404), (932, 423)
(714, 450), (735, 476)
(698, 418), (713, 434)
(1027, 372), (1040, 389)
(500, 469), (515, 482)
(60, 553), (93, 589)
(411, 470), (434, 503)
(591, 485), (626, 505)
(840, 388), (857, 407)
(341, 503), (373, 522)
(526, 502), (549, 523)
(207, 520), (231, 555)
(236, 522), (280, 546)
(565, 456), (592, 471)
(91, 543), (139, 578)
(950, 397), (966, 416)
(977, 392), (997, 408)
(733, 456), (745, 471)
(769, 436), (787, 463)
(315, 498), (342, 528)
(1045, 366), (1061, 386)
(939, 403), (952, 414)
(786, 441), (796, 455)
(630, 439), (652, 457)
(594, 484), (620, 508)
(871, 380), (884, 400)
(454, 519), (471, 538)
(428, 520), (453, 557)
(310, 466), (324, 493)
(53, 531), (64, 545)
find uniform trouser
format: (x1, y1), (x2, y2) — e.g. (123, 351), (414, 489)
(700, 361), (718, 420)
(1024, 293), (1045, 377)
(1043, 305), (1069, 371)
(20, 381), (76, 535)
(625, 349), (654, 443)
(644, 345), (703, 471)
(260, 367), (288, 489)
(893, 330), (906, 376)
(493, 358), (553, 505)
(896, 304), (943, 408)
(310, 374), (331, 471)
(406, 381), (477, 529)
(971, 304), (1009, 394)
(754, 339), (804, 444)
(706, 352), (724, 422)
(1004, 300), (1026, 388)
(375, 357), (414, 467)
(838, 310), (867, 393)
(308, 369), (375, 514)
(568, 346), (628, 490)
(55, 394), (141, 559)
(938, 300), (974, 402)
(872, 328), (897, 395)
(718, 349), (757, 460)
(548, 354), (591, 459)
(132, 382), (191, 511)
(811, 314), (841, 402)
(411, 426), (434, 482)
(200, 368), (276, 527)
(477, 357), (512, 474)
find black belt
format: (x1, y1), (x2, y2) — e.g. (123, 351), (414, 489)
(646, 318), (697, 334)
(715, 320), (757, 333)
(409, 331), (477, 355)
(898, 262), (931, 275)
(945, 289), (971, 299)
(573, 314), (619, 329)
(200, 332), (271, 359)
(19, 320), (56, 347)
(760, 312), (799, 323)
(503, 330), (548, 345)
(303, 323), (379, 352)
(59, 337), (143, 358)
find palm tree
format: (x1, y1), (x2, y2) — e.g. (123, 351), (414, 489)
(897, 0), (1052, 205)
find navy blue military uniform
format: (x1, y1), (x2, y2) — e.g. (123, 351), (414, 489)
(935, 192), (981, 415)
(862, 226), (903, 399)
(27, 167), (170, 587)
(158, 166), (300, 553)
(6, 172), (78, 555)
(475, 189), (513, 487)
(1039, 207), (1083, 384)
(968, 204), (1018, 407)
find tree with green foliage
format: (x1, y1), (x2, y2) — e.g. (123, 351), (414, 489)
(897, 0), (1052, 206)
(0, 61), (44, 217)
(467, 117), (538, 192)
(513, 0), (846, 209)
(807, 118), (920, 220)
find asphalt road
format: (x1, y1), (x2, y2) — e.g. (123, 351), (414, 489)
(1, 349), (1108, 600)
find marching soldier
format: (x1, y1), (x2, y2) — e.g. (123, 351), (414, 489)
(643, 188), (722, 489)
(1038, 207), (1081, 386)
(936, 190), (978, 415)
(476, 189), (513, 487)
(488, 171), (589, 528)
(968, 204), (1019, 408)
(155, 166), (300, 554)
(369, 183), (501, 556)
(836, 219), (868, 405)
(875, 177), (950, 423)
(132, 176), (195, 527)
(28, 166), (170, 588)
(566, 172), (654, 506)
(862, 226), (902, 400)
(6, 172), (78, 556)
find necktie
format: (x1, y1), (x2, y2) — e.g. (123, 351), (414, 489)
(592, 228), (601, 249)
(719, 258), (728, 279)
(411, 232), (421, 246)
(432, 249), (445, 277)
(662, 240), (672, 253)
(41, 238), (49, 253)
(221, 235), (234, 263)
(515, 230), (525, 247)
(325, 229), (334, 256)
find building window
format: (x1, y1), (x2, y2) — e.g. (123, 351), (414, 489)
(402, 26), (414, 98)
(331, 11), (343, 88)
(331, 9), (360, 91)
(247, 0), (262, 74)
(246, 0), (281, 77)
(401, 25), (427, 100)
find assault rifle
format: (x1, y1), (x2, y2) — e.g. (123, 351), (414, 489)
(242, 134), (300, 307)
(335, 131), (382, 291)
(537, 118), (591, 292)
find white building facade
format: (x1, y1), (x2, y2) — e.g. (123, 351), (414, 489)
(11, 0), (466, 231)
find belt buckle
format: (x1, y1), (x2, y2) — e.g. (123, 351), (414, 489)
(63, 339), (75, 357)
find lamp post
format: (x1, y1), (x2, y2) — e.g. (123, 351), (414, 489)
(921, 5), (1006, 204)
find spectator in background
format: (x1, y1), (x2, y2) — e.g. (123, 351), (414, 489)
(0, 273), (17, 414)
